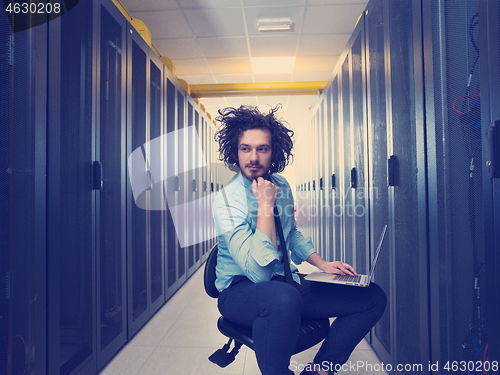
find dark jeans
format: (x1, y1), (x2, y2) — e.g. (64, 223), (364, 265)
(218, 274), (387, 375)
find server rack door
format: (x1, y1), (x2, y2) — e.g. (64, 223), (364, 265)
(424, 0), (488, 369)
(176, 88), (187, 286)
(319, 98), (331, 259)
(202, 117), (209, 255)
(126, 24), (150, 337)
(308, 128), (313, 241)
(207, 124), (215, 249)
(186, 99), (197, 277)
(340, 51), (353, 265)
(149, 52), (165, 314)
(312, 113), (319, 257)
(386, 0), (429, 372)
(203, 116), (211, 260)
(47, 1), (96, 373)
(324, 88), (334, 262)
(479, 0), (500, 364)
(314, 114), (321, 256)
(0, 6), (47, 374)
(95, 0), (127, 369)
(331, 75), (342, 262)
(350, 16), (369, 275)
(319, 104), (327, 260)
(164, 76), (179, 299)
(365, 0), (391, 363)
(194, 109), (203, 264)
(199, 115), (207, 260)
(423, 1), (487, 370)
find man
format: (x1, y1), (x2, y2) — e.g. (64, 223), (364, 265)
(212, 105), (386, 375)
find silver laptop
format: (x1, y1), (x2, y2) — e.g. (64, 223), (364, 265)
(304, 225), (387, 287)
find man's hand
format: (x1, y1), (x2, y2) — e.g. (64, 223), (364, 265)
(252, 177), (278, 208)
(306, 253), (358, 276)
(252, 177), (278, 250)
(320, 261), (358, 277)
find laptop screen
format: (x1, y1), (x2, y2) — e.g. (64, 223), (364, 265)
(369, 225), (388, 280)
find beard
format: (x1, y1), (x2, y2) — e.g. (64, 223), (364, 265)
(240, 163), (270, 181)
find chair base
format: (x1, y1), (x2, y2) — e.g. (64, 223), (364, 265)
(209, 338), (243, 368)
(209, 315), (330, 368)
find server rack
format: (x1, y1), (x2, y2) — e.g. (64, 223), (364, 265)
(186, 96), (202, 277)
(126, 21), (151, 338)
(331, 74), (342, 263)
(0, 4), (48, 374)
(320, 92), (329, 261)
(324, 88), (334, 262)
(423, 0), (490, 372)
(164, 71), (179, 300)
(386, 0), (429, 371)
(364, 0), (392, 364)
(350, 15), (369, 276)
(149, 51), (166, 315)
(95, 0), (128, 368)
(46, 1), (97, 374)
(176, 87), (187, 287)
(479, 0), (500, 365)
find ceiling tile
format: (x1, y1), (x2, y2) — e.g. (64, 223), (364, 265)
(298, 34), (349, 56)
(130, 10), (193, 39)
(292, 71), (334, 81)
(198, 37), (249, 59)
(248, 35), (299, 57)
(153, 38), (204, 60)
(244, 6), (305, 36)
(302, 4), (366, 34)
(213, 74), (254, 84)
(243, 0), (306, 6)
(294, 55), (338, 73)
(178, 0), (240, 8)
(307, 0), (368, 5)
(173, 59), (212, 75)
(254, 73), (294, 82)
(176, 75), (217, 85)
(184, 8), (246, 37)
(119, 0), (179, 12)
(208, 58), (252, 75)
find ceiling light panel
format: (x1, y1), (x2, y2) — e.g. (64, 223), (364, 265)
(257, 18), (293, 31)
(245, 7), (305, 35)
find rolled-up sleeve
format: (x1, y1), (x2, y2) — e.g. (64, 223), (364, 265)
(288, 226), (316, 265)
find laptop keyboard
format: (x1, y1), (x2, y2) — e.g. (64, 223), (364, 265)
(334, 274), (362, 283)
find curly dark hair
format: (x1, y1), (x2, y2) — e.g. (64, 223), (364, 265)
(214, 105), (294, 174)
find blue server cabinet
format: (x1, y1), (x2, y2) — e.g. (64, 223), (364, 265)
(164, 73), (179, 299)
(46, 1), (96, 374)
(330, 75), (342, 263)
(479, 0), (500, 365)
(0, 3), (48, 374)
(126, 21), (150, 338)
(95, 0), (128, 369)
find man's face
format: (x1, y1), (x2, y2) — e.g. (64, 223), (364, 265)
(237, 128), (272, 181)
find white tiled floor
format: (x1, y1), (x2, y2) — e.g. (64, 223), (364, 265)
(99, 263), (389, 375)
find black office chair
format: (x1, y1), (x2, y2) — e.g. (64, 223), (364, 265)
(204, 244), (330, 368)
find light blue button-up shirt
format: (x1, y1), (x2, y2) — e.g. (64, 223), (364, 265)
(212, 172), (316, 292)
